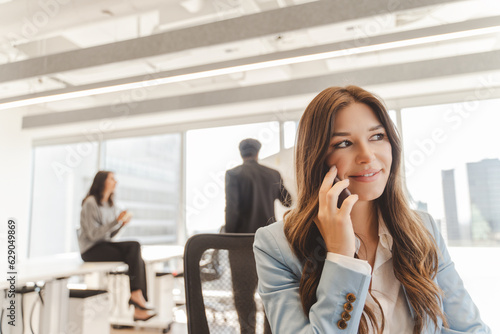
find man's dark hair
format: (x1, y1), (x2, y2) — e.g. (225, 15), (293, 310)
(239, 138), (261, 158)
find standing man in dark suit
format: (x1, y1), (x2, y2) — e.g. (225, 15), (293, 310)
(225, 138), (292, 233)
(225, 138), (292, 334)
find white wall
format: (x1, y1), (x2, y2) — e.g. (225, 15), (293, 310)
(0, 110), (33, 263)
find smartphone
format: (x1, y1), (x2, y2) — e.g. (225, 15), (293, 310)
(334, 177), (351, 209)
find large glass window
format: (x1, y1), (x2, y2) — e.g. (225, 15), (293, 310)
(30, 142), (98, 257)
(283, 121), (298, 149)
(401, 98), (500, 246)
(102, 134), (181, 244)
(30, 133), (182, 258)
(401, 97), (500, 332)
(186, 122), (280, 236)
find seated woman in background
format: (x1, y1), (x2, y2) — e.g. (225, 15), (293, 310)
(253, 86), (490, 333)
(78, 170), (156, 321)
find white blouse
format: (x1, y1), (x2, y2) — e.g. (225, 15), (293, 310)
(327, 219), (414, 333)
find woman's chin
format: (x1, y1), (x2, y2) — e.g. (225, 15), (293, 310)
(352, 190), (384, 203)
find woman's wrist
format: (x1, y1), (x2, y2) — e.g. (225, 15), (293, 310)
(326, 243), (355, 257)
(326, 252), (371, 275)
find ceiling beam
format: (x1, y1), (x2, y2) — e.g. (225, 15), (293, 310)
(1, 0), (461, 83)
(22, 49), (500, 129)
(31, 108), (305, 147)
(3, 14), (498, 105)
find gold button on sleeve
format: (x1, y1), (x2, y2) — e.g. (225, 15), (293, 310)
(346, 293), (356, 303)
(341, 311), (351, 321)
(343, 302), (353, 312)
(337, 319), (348, 330)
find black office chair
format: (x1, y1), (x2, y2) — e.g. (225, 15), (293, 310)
(184, 233), (271, 334)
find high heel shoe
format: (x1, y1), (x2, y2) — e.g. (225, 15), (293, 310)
(133, 312), (157, 321)
(128, 298), (154, 311)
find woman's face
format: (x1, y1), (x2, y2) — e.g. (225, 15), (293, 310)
(325, 103), (392, 202)
(104, 173), (117, 193)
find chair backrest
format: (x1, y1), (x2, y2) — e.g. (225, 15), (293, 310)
(184, 233), (270, 334)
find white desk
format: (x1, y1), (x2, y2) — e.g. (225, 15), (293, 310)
(20, 253), (124, 284)
(1, 253), (124, 334)
(141, 245), (184, 263)
(1, 245), (184, 334)
(0, 253), (124, 289)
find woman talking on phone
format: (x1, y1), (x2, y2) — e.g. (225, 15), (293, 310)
(253, 86), (490, 333)
(79, 171), (156, 321)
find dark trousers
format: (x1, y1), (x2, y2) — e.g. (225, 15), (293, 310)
(229, 250), (271, 334)
(81, 241), (148, 300)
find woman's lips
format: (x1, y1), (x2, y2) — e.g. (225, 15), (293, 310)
(349, 170), (381, 182)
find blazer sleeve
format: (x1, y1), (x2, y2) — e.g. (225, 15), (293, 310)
(225, 171), (240, 233)
(253, 226), (371, 334)
(80, 198), (120, 243)
(421, 212), (491, 334)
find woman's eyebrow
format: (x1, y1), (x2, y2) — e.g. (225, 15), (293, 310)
(369, 124), (385, 131)
(331, 124), (384, 137)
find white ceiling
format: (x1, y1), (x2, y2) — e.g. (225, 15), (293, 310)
(1, 0), (500, 138)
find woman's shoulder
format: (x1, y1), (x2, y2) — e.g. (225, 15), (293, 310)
(255, 221), (288, 247)
(254, 221), (302, 273)
(414, 211), (449, 253)
(82, 195), (98, 208)
(415, 210), (439, 235)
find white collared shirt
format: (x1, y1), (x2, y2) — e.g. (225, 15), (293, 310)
(327, 219), (414, 333)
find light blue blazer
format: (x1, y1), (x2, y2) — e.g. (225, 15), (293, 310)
(253, 211), (491, 333)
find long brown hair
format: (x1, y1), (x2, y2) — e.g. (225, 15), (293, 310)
(82, 171), (114, 207)
(284, 86), (447, 333)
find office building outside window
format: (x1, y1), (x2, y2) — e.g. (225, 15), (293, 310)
(102, 134), (181, 245)
(401, 98), (500, 331)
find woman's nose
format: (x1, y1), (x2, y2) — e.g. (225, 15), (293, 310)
(355, 143), (376, 164)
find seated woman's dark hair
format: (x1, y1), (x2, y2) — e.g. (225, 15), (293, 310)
(82, 170), (114, 206)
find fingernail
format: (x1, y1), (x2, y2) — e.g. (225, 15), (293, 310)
(330, 165), (336, 171)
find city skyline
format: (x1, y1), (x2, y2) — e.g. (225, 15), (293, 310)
(440, 158), (500, 245)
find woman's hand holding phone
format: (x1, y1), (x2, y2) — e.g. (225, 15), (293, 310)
(316, 165), (359, 257)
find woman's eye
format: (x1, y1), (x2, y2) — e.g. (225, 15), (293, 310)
(334, 140), (351, 148)
(371, 133), (385, 141)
